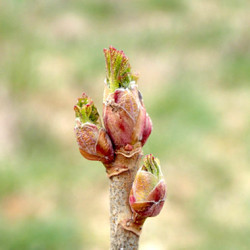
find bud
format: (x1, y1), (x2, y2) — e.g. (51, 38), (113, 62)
(103, 86), (144, 148)
(74, 93), (114, 163)
(103, 46), (152, 148)
(129, 154), (166, 218)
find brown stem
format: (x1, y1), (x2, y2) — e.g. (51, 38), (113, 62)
(108, 152), (141, 250)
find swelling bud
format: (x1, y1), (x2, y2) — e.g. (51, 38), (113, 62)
(129, 154), (166, 218)
(74, 93), (114, 163)
(103, 87), (144, 148)
(122, 154), (166, 235)
(103, 46), (152, 149)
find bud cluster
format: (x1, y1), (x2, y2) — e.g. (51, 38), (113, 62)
(74, 46), (153, 170)
(73, 47), (166, 237)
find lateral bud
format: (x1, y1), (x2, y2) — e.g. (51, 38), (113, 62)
(123, 154), (166, 235)
(74, 93), (114, 164)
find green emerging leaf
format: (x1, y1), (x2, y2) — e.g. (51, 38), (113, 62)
(74, 93), (101, 126)
(103, 46), (138, 92)
(142, 154), (162, 179)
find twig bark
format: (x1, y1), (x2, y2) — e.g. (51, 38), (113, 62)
(109, 153), (141, 250)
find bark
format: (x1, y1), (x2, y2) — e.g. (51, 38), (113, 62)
(109, 152), (141, 250)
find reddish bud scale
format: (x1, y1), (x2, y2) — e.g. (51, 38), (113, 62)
(74, 92), (114, 164)
(75, 124), (114, 164)
(103, 86), (152, 149)
(140, 109), (153, 146)
(103, 87), (139, 147)
(129, 155), (166, 218)
(130, 180), (166, 218)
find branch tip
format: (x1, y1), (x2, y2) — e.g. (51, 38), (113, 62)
(103, 46), (138, 92)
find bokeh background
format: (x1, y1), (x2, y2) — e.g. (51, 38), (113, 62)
(1, 0), (250, 249)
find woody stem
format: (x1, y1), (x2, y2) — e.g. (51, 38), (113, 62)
(108, 153), (141, 250)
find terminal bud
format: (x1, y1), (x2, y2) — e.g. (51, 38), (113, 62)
(103, 46), (152, 149)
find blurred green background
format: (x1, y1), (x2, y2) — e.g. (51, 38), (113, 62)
(0, 0), (250, 249)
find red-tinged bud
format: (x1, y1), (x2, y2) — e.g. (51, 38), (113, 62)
(129, 154), (166, 218)
(103, 46), (152, 149)
(74, 93), (114, 163)
(75, 124), (114, 163)
(103, 86), (144, 148)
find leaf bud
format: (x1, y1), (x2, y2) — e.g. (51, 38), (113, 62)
(74, 93), (114, 163)
(103, 46), (152, 149)
(103, 86), (144, 148)
(129, 154), (166, 218)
